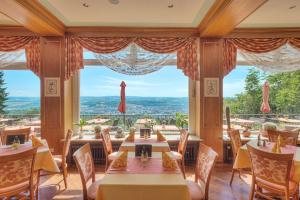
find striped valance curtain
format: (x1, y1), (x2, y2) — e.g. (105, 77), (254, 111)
(0, 36), (41, 76)
(65, 35), (199, 80)
(223, 38), (300, 76)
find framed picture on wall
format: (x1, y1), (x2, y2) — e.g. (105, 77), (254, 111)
(204, 77), (219, 97)
(45, 77), (60, 97)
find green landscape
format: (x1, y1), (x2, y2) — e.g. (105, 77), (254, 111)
(224, 69), (300, 115)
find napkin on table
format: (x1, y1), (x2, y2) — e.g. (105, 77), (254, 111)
(125, 132), (135, 142)
(162, 151), (177, 169)
(157, 130), (166, 142)
(31, 135), (44, 148)
(112, 151), (128, 168)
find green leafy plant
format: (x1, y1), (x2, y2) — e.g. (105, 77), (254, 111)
(175, 112), (188, 130)
(74, 118), (88, 131)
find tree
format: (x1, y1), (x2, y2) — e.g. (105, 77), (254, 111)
(0, 71), (8, 114)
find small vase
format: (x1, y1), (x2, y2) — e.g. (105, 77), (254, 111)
(79, 129), (84, 139)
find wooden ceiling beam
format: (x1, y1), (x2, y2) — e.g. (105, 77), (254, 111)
(198, 0), (268, 37)
(66, 27), (199, 37)
(0, 0), (65, 36)
(225, 28), (300, 38)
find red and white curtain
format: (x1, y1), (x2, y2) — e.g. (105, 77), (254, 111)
(223, 38), (300, 76)
(65, 35), (199, 80)
(0, 36), (41, 76)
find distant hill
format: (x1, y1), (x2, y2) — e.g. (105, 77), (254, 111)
(5, 96), (188, 115)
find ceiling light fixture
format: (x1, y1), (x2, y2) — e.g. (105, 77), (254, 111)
(289, 5), (296, 9)
(109, 0), (120, 5)
(82, 2), (89, 8)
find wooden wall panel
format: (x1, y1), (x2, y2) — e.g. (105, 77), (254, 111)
(200, 38), (224, 160)
(40, 37), (65, 154)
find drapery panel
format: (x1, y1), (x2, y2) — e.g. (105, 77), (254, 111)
(65, 35), (199, 80)
(0, 36), (40, 76)
(223, 38), (300, 76)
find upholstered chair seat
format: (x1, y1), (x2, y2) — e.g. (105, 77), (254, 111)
(107, 151), (119, 161)
(170, 151), (182, 160)
(186, 180), (205, 200)
(87, 180), (103, 200)
(256, 177), (298, 194)
(53, 155), (63, 167)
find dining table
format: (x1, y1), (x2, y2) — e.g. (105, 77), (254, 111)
(96, 152), (190, 200)
(0, 141), (60, 173)
(233, 140), (300, 182)
(119, 134), (170, 152)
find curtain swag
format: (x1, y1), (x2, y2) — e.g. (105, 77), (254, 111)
(0, 36), (41, 76)
(223, 38), (300, 76)
(65, 36), (199, 80)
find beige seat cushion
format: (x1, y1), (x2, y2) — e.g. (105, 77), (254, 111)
(108, 152), (119, 161)
(170, 151), (182, 160)
(53, 155), (63, 168)
(186, 180), (205, 200)
(87, 179), (102, 200)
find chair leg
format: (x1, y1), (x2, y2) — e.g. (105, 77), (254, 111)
(63, 167), (68, 189)
(285, 189), (289, 200)
(181, 159), (186, 179)
(249, 180), (255, 200)
(230, 169), (236, 186)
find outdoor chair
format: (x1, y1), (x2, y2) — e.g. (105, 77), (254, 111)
(186, 143), (218, 200)
(170, 129), (189, 179)
(247, 144), (299, 200)
(0, 147), (38, 200)
(73, 143), (102, 200)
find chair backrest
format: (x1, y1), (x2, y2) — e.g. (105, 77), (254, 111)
(267, 129), (299, 146)
(228, 129), (242, 160)
(0, 147), (37, 190)
(62, 129), (73, 166)
(195, 143), (218, 200)
(247, 144), (293, 186)
(178, 129), (189, 155)
(73, 143), (95, 200)
(2, 127), (31, 145)
(101, 128), (113, 156)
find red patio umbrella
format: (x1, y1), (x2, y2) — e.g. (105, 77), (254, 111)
(118, 81), (126, 127)
(260, 81), (271, 113)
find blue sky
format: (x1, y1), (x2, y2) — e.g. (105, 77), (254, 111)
(2, 65), (254, 97)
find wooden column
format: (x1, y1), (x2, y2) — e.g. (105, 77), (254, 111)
(40, 37), (65, 154)
(200, 38), (224, 160)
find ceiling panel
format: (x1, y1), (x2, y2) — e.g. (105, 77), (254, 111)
(0, 13), (19, 25)
(239, 0), (300, 28)
(38, 0), (215, 27)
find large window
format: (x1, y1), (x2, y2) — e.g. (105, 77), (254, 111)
(79, 66), (189, 134)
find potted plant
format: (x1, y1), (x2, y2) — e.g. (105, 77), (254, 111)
(94, 125), (102, 139)
(175, 112), (188, 131)
(75, 118), (87, 139)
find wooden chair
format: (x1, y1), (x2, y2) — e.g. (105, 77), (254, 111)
(0, 147), (38, 200)
(228, 129), (243, 185)
(73, 143), (102, 200)
(53, 129), (73, 188)
(170, 129), (189, 179)
(247, 144), (299, 200)
(2, 127), (31, 145)
(0, 135), (2, 146)
(186, 143), (218, 200)
(267, 129), (299, 146)
(101, 128), (118, 171)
